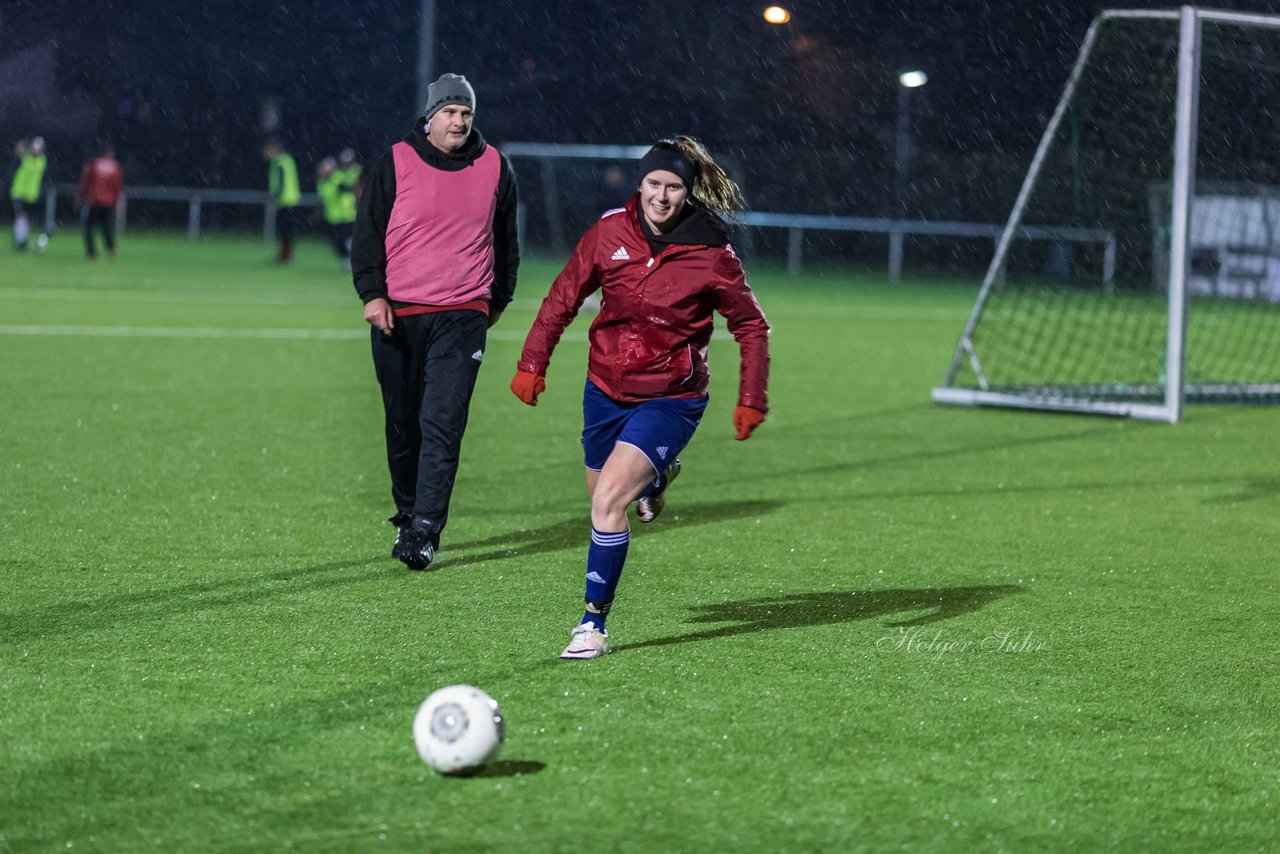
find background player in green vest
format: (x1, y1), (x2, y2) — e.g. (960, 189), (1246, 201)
(262, 139), (300, 263)
(335, 147), (362, 203)
(10, 136), (49, 252)
(334, 148), (362, 265)
(316, 155), (356, 269)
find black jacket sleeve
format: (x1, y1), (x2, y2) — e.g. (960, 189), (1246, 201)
(490, 152), (520, 313)
(351, 149), (397, 305)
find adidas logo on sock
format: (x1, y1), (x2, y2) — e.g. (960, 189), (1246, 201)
(586, 571), (606, 583)
(471, 350), (483, 362)
(611, 246), (630, 261)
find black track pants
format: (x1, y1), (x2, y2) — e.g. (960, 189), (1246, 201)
(371, 309), (488, 533)
(82, 205), (116, 256)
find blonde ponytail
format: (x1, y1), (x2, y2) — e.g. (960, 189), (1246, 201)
(673, 136), (746, 221)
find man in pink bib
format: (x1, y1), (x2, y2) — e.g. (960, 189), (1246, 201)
(352, 73), (520, 570)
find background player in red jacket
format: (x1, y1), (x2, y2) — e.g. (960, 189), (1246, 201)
(511, 136), (770, 659)
(75, 144), (124, 259)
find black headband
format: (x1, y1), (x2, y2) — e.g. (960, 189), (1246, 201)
(638, 146), (698, 189)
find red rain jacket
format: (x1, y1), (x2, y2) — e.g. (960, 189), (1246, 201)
(518, 196), (770, 410)
(75, 157), (124, 208)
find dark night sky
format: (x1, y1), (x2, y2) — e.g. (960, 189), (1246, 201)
(6, 0), (1280, 216)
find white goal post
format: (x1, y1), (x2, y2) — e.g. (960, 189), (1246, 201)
(932, 6), (1280, 422)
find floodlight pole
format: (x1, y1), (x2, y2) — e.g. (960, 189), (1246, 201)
(893, 84), (911, 219)
(891, 71), (927, 282)
(415, 0), (437, 118)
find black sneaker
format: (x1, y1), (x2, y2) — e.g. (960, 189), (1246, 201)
(389, 513), (413, 561)
(398, 530), (435, 570)
(398, 515), (440, 571)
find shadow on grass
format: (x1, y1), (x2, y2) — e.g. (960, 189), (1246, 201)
(467, 759), (546, 778)
(813, 472), (1280, 506)
(3, 500), (786, 642)
(440, 499), (785, 569)
(1201, 475), (1280, 505)
(615, 585), (1022, 652)
(714, 422), (1148, 487)
(0, 557), (388, 645)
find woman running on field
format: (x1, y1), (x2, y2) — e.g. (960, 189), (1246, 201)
(510, 136), (771, 659)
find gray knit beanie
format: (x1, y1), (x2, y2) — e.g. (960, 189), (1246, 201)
(424, 74), (476, 120)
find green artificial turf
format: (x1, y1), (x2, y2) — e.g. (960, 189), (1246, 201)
(1, 232), (1277, 851)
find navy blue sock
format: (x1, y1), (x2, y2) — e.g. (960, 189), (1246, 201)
(582, 526), (629, 630)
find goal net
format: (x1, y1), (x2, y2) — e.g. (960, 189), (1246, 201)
(933, 7), (1280, 422)
(500, 143), (649, 257)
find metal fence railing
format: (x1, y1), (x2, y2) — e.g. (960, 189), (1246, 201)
(49, 183), (321, 241)
(43, 182), (1113, 282)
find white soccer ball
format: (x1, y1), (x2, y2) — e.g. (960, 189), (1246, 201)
(413, 684), (504, 776)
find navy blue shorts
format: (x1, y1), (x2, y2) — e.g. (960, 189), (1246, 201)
(581, 380), (708, 475)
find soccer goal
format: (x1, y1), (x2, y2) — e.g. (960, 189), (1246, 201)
(933, 6), (1280, 422)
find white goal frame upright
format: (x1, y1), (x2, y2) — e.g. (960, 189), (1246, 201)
(932, 6), (1280, 423)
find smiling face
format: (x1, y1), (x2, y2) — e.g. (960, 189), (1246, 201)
(426, 105), (474, 153)
(639, 169), (689, 233)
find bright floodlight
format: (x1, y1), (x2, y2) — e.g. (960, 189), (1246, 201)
(763, 5), (791, 24)
(899, 70), (929, 88)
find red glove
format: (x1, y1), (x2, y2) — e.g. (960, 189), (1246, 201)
(510, 370), (546, 406)
(733, 406), (766, 441)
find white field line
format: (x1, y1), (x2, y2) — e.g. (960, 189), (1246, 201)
(0, 285), (962, 318)
(0, 287), (350, 307)
(0, 291), (963, 323)
(766, 304), (966, 321)
(0, 324), (586, 342)
(0, 286), (550, 312)
(0, 285), (965, 322)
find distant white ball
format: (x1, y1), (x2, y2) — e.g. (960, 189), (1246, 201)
(35, 233), (49, 253)
(413, 684), (504, 776)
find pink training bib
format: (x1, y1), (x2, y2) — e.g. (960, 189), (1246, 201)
(384, 142), (500, 306)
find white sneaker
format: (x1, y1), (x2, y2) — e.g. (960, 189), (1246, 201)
(560, 622), (611, 659)
(636, 459), (681, 524)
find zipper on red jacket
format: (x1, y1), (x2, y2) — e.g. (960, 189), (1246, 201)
(641, 243), (700, 278)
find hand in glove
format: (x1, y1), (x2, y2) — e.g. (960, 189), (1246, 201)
(733, 405), (766, 441)
(510, 370), (546, 406)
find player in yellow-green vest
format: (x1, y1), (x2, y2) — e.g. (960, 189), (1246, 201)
(262, 139), (300, 263)
(10, 136), (49, 252)
(334, 147), (362, 213)
(316, 155), (356, 269)
(335, 148), (362, 262)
